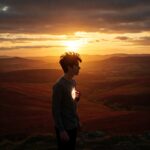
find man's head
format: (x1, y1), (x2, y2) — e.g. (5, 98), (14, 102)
(59, 52), (82, 75)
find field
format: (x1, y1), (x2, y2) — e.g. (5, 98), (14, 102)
(0, 54), (150, 149)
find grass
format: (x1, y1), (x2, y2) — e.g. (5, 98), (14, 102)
(0, 131), (150, 150)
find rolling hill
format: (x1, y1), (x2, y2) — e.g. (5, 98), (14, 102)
(0, 69), (62, 83)
(0, 57), (52, 72)
(0, 54), (150, 137)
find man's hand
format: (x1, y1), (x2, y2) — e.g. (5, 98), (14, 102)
(60, 130), (70, 142)
(75, 91), (81, 102)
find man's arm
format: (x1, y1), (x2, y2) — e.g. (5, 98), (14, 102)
(75, 110), (82, 131)
(52, 84), (70, 142)
(52, 84), (65, 132)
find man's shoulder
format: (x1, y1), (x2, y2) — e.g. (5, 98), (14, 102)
(53, 77), (65, 89)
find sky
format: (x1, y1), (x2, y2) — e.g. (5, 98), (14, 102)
(0, 0), (150, 56)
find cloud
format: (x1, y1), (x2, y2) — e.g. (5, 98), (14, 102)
(115, 35), (150, 46)
(0, 0), (150, 34)
(6, 0), (150, 12)
(130, 36), (150, 46)
(89, 39), (100, 43)
(0, 37), (63, 43)
(0, 45), (65, 51)
(115, 36), (130, 40)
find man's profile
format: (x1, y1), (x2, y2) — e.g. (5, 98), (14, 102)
(52, 52), (82, 150)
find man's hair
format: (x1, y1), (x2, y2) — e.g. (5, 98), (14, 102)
(59, 52), (82, 73)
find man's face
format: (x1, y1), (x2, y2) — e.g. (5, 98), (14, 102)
(68, 63), (80, 75)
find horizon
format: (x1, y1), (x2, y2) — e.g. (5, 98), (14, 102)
(0, 1), (150, 56)
(1, 53), (150, 58)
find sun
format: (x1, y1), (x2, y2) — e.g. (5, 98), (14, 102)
(64, 40), (80, 52)
(64, 39), (88, 52)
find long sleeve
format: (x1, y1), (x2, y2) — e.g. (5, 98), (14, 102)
(52, 84), (64, 132)
(75, 104), (80, 125)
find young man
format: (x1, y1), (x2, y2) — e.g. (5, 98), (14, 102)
(52, 52), (82, 150)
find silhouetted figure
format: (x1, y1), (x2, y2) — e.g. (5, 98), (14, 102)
(52, 52), (82, 150)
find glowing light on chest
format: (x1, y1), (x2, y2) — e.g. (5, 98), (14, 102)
(71, 87), (76, 100)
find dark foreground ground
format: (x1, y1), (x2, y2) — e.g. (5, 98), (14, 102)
(1, 130), (150, 150)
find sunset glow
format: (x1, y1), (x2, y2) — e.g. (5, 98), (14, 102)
(64, 41), (80, 52)
(64, 39), (87, 53)
(0, 1), (150, 56)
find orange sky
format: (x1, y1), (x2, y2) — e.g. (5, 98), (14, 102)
(0, 0), (150, 56)
(0, 31), (150, 56)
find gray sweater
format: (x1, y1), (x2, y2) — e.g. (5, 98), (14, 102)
(52, 76), (79, 132)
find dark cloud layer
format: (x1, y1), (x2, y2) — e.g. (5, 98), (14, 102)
(0, 45), (65, 51)
(131, 36), (150, 45)
(0, 0), (150, 34)
(0, 37), (63, 43)
(115, 36), (130, 40)
(115, 35), (150, 46)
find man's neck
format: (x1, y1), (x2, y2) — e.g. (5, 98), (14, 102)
(63, 73), (74, 81)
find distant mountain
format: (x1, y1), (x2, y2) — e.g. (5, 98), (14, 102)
(0, 56), (11, 58)
(0, 56), (49, 64)
(101, 55), (150, 64)
(28, 56), (59, 63)
(1, 54), (150, 76)
(26, 54), (129, 63)
(0, 57), (55, 72)
(81, 55), (150, 77)
(82, 55), (150, 67)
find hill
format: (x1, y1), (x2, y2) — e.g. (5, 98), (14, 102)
(0, 57), (52, 72)
(0, 69), (62, 83)
(81, 56), (150, 79)
(0, 54), (150, 137)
